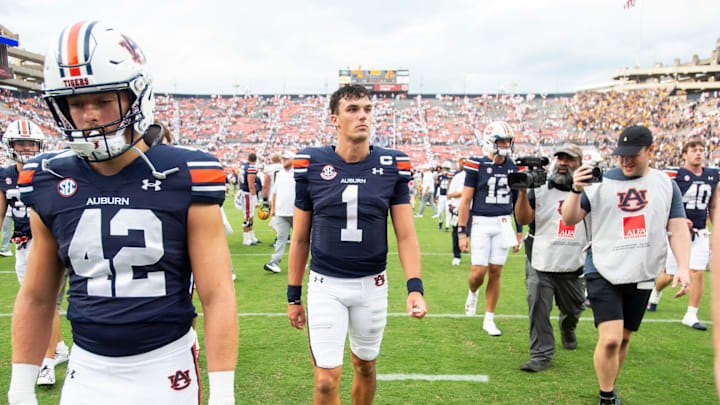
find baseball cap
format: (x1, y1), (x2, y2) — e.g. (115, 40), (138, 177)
(612, 126), (653, 156)
(281, 151), (294, 159)
(553, 144), (583, 159)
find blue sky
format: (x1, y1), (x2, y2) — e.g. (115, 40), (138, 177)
(4, 0), (719, 94)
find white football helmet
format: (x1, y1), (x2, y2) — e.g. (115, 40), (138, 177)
(43, 21), (154, 161)
(3, 120), (46, 163)
(481, 121), (514, 157)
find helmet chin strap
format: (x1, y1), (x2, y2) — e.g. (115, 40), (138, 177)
(131, 145), (179, 180)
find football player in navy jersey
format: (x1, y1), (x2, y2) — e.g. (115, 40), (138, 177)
(9, 22), (237, 405)
(647, 138), (718, 330)
(458, 121), (523, 336)
(234, 152), (259, 245)
(1, 120), (70, 386)
(287, 84), (427, 405)
(436, 161), (453, 232)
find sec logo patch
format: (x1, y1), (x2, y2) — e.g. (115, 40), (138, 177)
(57, 178), (78, 197)
(320, 164), (337, 180)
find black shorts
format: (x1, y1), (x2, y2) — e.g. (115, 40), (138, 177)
(585, 272), (653, 332)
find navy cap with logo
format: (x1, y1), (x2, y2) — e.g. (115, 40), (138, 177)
(611, 125), (653, 156)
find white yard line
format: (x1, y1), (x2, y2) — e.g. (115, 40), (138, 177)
(0, 311), (703, 324)
(377, 374), (488, 382)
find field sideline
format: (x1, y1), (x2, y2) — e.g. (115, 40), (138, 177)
(0, 202), (716, 404)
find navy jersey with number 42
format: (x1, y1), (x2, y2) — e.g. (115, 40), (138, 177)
(666, 167), (719, 230)
(463, 156), (518, 216)
(19, 145), (226, 357)
(239, 161), (256, 192)
(294, 146), (411, 278)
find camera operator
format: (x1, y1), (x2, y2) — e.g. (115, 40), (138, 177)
(561, 125), (691, 405)
(514, 144), (587, 373)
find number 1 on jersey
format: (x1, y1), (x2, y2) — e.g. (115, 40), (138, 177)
(341, 184), (363, 242)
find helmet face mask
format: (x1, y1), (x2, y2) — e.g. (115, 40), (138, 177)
(3, 120), (46, 164)
(481, 121), (514, 157)
(43, 21), (154, 162)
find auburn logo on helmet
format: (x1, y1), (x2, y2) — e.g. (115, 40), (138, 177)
(118, 34), (146, 64)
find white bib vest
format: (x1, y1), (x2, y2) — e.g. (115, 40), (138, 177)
(585, 168), (672, 284)
(531, 185), (587, 272)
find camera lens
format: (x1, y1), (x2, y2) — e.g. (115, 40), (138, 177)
(591, 167), (602, 177)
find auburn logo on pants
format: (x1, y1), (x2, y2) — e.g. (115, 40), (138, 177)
(168, 369), (192, 390)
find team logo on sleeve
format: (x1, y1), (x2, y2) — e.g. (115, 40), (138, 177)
(168, 369), (192, 391)
(320, 165), (337, 180)
(623, 214), (647, 240)
(57, 178), (78, 197)
(616, 188), (648, 213)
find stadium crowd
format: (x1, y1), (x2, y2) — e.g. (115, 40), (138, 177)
(1, 87), (719, 170)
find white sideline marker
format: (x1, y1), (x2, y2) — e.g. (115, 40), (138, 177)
(377, 374), (488, 382)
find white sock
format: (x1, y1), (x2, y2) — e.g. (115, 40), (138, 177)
(251, 230), (258, 243)
(686, 306), (699, 319)
(485, 312), (494, 323)
(56, 341), (68, 354)
(243, 232), (250, 243)
(649, 289), (662, 304)
(468, 289), (478, 298)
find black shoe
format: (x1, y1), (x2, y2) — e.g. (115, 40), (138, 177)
(520, 359), (550, 372)
(646, 303), (657, 312)
(599, 390), (621, 405)
(561, 330), (577, 350)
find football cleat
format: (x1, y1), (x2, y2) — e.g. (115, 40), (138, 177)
(483, 319), (502, 336)
(0, 249), (12, 257)
(646, 303), (657, 312)
(264, 263), (281, 274)
(451, 258), (461, 266)
(681, 315), (707, 331)
(37, 365), (55, 386)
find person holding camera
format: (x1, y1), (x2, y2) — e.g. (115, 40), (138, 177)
(561, 125), (691, 405)
(514, 144), (587, 372)
(458, 121), (523, 336)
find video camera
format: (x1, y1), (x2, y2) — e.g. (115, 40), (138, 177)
(508, 156), (550, 189)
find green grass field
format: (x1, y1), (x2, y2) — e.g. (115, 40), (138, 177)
(0, 202), (716, 404)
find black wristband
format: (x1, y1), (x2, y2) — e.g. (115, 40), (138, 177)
(570, 186), (582, 194)
(457, 225), (467, 234)
(287, 285), (302, 304)
(406, 278), (424, 296)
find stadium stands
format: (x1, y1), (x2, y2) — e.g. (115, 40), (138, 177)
(1, 88), (718, 170)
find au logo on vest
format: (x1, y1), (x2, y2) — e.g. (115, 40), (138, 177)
(616, 188), (648, 213)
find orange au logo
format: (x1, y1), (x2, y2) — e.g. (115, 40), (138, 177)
(616, 188), (648, 213)
(623, 214), (647, 240)
(168, 369), (192, 391)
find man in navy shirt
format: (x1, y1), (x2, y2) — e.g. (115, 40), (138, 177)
(287, 84), (427, 405)
(458, 121), (522, 336)
(647, 138), (718, 330)
(9, 21), (237, 405)
(235, 152), (260, 245)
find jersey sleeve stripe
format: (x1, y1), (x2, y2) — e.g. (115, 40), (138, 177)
(19, 186), (33, 194)
(190, 169), (225, 184)
(18, 170), (35, 185)
(294, 159), (310, 168)
(397, 161), (411, 170)
(465, 160), (479, 170)
(192, 185), (227, 192)
(187, 161), (222, 168)
(399, 170), (411, 176)
(294, 168), (308, 173)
